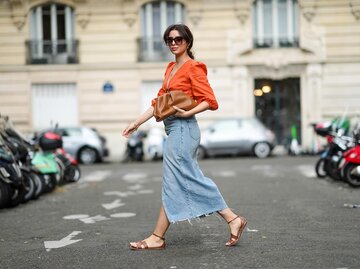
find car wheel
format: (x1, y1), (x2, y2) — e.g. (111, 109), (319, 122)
(253, 142), (271, 158)
(79, 147), (98, 165)
(197, 146), (207, 160)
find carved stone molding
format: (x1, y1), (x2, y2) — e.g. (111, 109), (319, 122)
(299, 15), (326, 60)
(3, 0), (27, 31)
(75, 0), (91, 29)
(350, 0), (360, 20)
(77, 12), (91, 29)
(248, 64), (306, 81)
(298, 0), (317, 22)
(233, 0), (252, 25)
(121, 0), (137, 28)
(186, 0), (203, 26)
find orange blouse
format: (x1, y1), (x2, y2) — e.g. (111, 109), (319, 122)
(151, 59), (218, 110)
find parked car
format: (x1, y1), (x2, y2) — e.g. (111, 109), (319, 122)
(197, 117), (276, 159)
(37, 126), (109, 165)
(143, 127), (165, 161)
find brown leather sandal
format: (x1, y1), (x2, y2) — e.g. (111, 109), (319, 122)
(130, 233), (166, 250)
(226, 216), (247, 247)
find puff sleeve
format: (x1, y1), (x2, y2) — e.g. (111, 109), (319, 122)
(189, 62), (218, 110)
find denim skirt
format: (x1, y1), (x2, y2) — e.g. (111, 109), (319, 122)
(162, 116), (228, 223)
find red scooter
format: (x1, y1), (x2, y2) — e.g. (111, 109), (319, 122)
(341, 127), (360, 187)
(55, 147), (81, 183)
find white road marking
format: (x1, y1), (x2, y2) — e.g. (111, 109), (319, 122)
(247, 228), (259, 232)
(297, 165), (316, 178)
(110, 212), (136, 218)
(215, 171), (236, 177)
(104, 191), (136, 198)
(102, 199), (126, 210)
(137, 189), (154, 194)
(122, 172), (147, 183)
(44, 231), (82, 251)
(79, 215), (110, 224)
(83, 170), (112, 182)
(251, 165), (279, 178)
(251, 165), (273, 170)
(63, 214), (89, 220)
(128, 184), (143, 190)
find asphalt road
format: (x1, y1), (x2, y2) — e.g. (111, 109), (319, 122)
(0, 156), (359, 269)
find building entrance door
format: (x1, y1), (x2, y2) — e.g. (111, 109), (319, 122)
(254, 78), (301, 145)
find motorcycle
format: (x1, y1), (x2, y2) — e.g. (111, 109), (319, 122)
(0, 135), (25, 208)
(1, 115), (59, 195)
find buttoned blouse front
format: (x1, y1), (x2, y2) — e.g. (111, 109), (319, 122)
(152, 59), (219, 111)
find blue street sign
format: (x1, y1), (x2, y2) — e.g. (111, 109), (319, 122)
(103, 82), (114, 93)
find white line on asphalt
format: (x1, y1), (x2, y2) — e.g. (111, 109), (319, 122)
(128, 184), (143, 190)
(102, 199), (126, 210)
(110, 212), (136, 218)
(297, 165), (316, 178)
(82, 170), (112, 182)
(251, 165), (279, 178)
(79, 215), (110, 224)
(63, 214), (89, 220)
(104, 191), (136, 198)
(122, 172), (147, 183)
(44, 231), (82, 251)
(136, 189), (154, 194)
(214, 171), (236, 177)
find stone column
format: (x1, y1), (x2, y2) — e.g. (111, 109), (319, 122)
(302, 63), (323, 152)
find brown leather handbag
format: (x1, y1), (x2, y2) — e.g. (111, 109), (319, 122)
(153, 90), (197, 122)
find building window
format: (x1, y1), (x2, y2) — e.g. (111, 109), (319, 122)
(253, 0), (299, 48)
(138, 1), (185, 62)
(26, 3), (78, 64)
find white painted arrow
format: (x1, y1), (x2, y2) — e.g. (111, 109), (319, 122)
(44, 231), (82, 250)
(102, 199), (125, 210)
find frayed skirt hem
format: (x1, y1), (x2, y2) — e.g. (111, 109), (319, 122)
(168, 207), (228, 224)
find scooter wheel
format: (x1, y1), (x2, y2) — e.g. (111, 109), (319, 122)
(315, 158), (327, 178)
(65, 165), (81, 183)
(343, 163), (360, 187)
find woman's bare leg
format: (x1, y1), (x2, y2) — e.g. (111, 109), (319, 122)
(218, 208), (247, 246)
(130, 205), (170, 248)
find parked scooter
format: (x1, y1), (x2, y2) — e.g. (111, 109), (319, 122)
(122, 130), (146, 162)
(340, 125), (360, 187)
(54, 147), (81, 183)
(312, 119), (353, 180)
(0, 135), (25, 208)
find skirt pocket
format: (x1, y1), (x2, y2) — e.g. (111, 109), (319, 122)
(187, 119), (200, 141)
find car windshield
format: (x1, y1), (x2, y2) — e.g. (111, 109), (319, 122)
(211, 119), (239, 132)
(62, 128), (82, 137)
(247, 118), (267, 131)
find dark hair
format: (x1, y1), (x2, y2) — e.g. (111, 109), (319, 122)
(163, 24), (194, 59)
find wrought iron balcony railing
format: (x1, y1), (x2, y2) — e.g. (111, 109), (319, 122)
(26, 39), (79, 64)
(254, 37), (299, 48)
(137, 37), (173, 62)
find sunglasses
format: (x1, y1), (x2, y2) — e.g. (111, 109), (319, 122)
(165, 36), (184, 46)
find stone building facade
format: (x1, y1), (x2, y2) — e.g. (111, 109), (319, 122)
(1, 0), (360, 157)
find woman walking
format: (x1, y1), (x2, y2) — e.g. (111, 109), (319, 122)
(122, 24), (247, 250)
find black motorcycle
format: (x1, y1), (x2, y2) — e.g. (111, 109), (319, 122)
(0, 135), (27, 208)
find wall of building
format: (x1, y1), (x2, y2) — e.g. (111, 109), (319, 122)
(0, 0), (360, 158)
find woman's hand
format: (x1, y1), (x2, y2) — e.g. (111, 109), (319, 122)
(173, 101), (210, 118)
(122, 122), (139, 138)
(173, 106), (191, 118)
